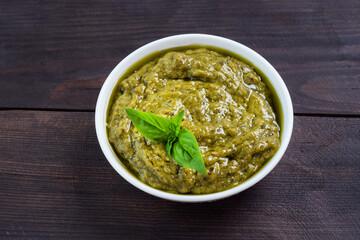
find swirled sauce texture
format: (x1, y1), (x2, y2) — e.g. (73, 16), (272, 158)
(108, 48), (280, 194)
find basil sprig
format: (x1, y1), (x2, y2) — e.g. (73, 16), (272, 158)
(125, 108), (207, 174)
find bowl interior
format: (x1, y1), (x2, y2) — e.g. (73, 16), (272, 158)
(95, 34), (293, 202)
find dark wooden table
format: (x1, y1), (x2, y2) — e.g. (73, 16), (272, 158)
(1, 1), (359, 239)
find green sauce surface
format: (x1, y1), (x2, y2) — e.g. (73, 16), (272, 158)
(107, 47), (281, 194)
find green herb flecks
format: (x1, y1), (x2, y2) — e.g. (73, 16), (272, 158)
(125, 108), (206, 174)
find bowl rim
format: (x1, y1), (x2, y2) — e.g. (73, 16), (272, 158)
(95, 33), (293, 202)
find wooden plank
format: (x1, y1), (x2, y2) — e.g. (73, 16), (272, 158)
(0, 111), (358, 239)
(0, 0), (359, 114)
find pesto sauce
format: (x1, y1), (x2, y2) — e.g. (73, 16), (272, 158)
(107, 46), (282, 194)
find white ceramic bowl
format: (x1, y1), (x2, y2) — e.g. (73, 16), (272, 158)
(95, 34), (293, 202)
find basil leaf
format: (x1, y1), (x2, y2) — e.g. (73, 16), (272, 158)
(170, 127), (207, 174)
(165, 136), (177, 156)
(125, 108), (206, 174)
(125, 108), (171, 143)
(168, 110), (184, 136)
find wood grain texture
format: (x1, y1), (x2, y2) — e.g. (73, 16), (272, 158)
(0, 0), (359, 113)
(0, 111), (359, 239)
